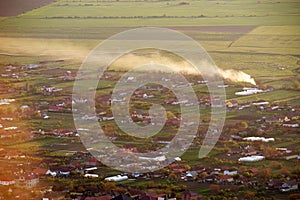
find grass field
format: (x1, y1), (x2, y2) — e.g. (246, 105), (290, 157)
(229, 89), (300, 104)
(0, 0), (299, 39)
(228, 26), (300, 55)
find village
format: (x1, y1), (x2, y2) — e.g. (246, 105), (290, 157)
(0, 60), (299, 200)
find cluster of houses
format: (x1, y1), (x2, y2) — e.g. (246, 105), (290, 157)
(1, 62), (299, 199)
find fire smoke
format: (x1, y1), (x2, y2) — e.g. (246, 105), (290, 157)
(218, 69), (256, 85)
(110, 53), (257, 85)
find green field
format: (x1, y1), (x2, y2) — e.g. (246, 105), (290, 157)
(0, 0), (299, 39)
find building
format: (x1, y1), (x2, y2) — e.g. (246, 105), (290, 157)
(15, 174), (39, 188)
(182, 191), (203, 200)
(0, 175), (15, 186)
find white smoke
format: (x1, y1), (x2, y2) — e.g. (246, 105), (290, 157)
(110, 53), (257, 85)
(218, 69), (256, 85)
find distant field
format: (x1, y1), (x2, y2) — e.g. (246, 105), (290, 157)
(229, 89), (300, 104)
(0, 0), (54, 16)
(0, 0), (299, 38)
(229, 26), (300, 55)
(0, 0), (299, 103)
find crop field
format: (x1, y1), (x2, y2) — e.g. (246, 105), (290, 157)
(0, 0), (299, 38)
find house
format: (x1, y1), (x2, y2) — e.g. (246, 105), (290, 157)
(268, 179), (284, 189)
(205, 175), (217, 182)
(252, 100), (269, 106)
(280, 180), (298, 192)
(127, 77), (136, 82)
(0, 131), (16, 138)
(185, 171), (198, 180)
(104, 175), (128, 182)
(249, 168), (259, 176)
(243, 137), (274, 142)
(223, 168), (238, 176)
(141, 193), (167, 200)
(169, 163), (186, 173)
(28, 64), (40, 69)
(182, 190), (203, 200)
(227, 147), (240, 155)
(219, 175), (234, 183)
(48, 105), (63, 112)
(5, 151), (24, 159)
(32, 168), (48, 176)
(54, 129), (77, 137)
(0, 175), (15, 185)
(84, 174), (99, 178)
(46, 169), (57, 177)
(112, 194), (133, 200)
(15, 174), (39, 188)
(85, 158), (100, 166)
(59, 167), (71, 176)
(242, 147), (257, 156)
(282, 122), (299, 128)
(226, 100), (238, 108)
(70, 161), (83, 170)
(238, 155), (265, 162)
(230, 135), (242, 141)
(285, 155), (298, 160)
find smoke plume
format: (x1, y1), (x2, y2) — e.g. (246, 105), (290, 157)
(110, 53), (257, 85)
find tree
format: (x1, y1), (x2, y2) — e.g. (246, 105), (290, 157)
(269, 161), (282, 170)
(244, 191), (255, 199)
(233, 174), (240, 180)
(101, 181), (117, 192)
(240, 121), (248, 129)
(148, 180), (155, 188)
(198, 172), (208, 179)
(168, 172), (177, 181)
(291, 166), (300, 179)
(239, 166), (248, 173)
(280, 166), (291, 177)
(167, 111), (176, 119)
(184, 164), (191, 171)
(263, 147), (279, 159)
(259, 168), (271, 181)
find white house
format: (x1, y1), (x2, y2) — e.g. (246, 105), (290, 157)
(0, 176), (15, 186)
(238, 155), (265, 162)
(243, 137), (275, 142)
(104, 175), (128, 182)
(223, 169), (238, 176)
(282, 122), (299, 128)
(280, 180), (298, 192)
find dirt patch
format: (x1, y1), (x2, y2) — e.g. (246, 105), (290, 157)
(0, 0), (54, 16)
